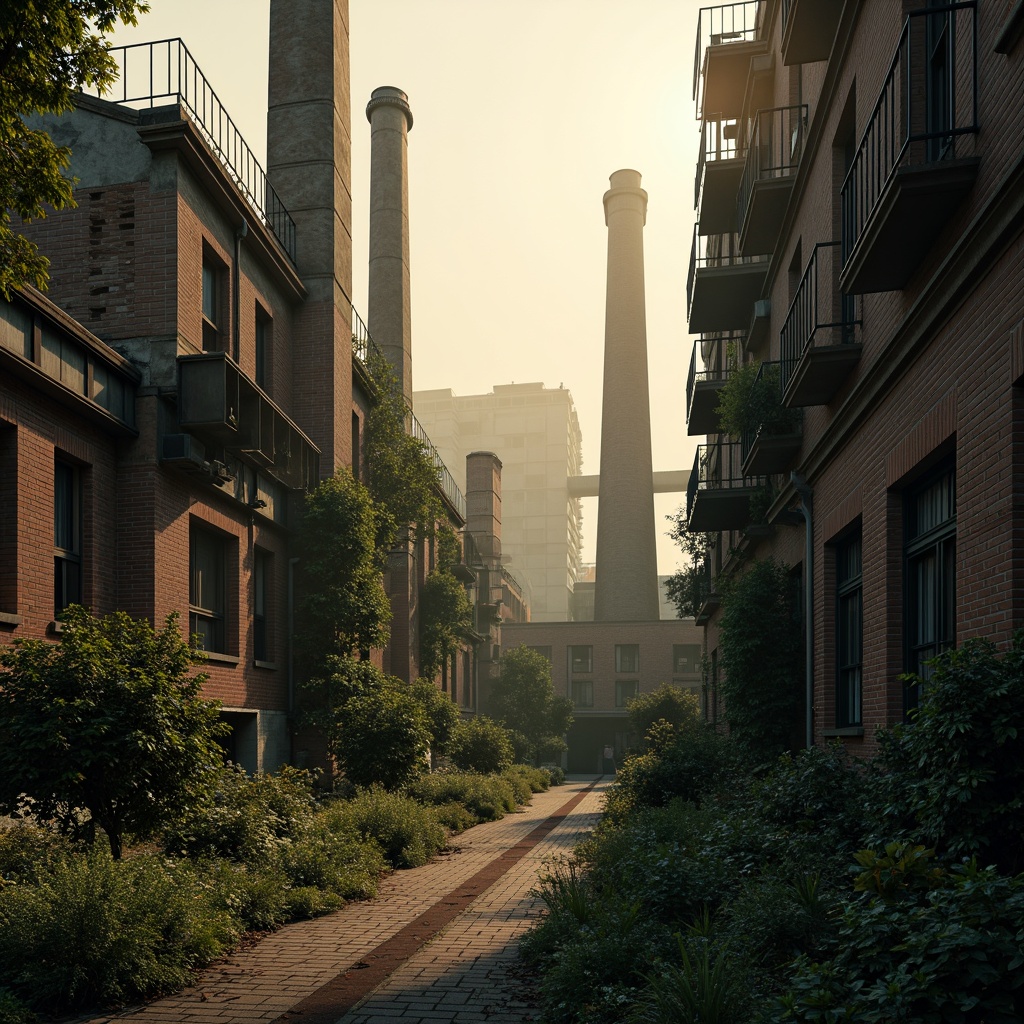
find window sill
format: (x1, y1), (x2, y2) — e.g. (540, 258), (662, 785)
(254, 659), (278, 670)
(0, 612), (22, 627)
(823, 726), (865, 738)
(198, 651), (241, 666)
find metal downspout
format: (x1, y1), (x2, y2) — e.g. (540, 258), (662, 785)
(288, 556), (300, 715)
(791, 472), (813, 748)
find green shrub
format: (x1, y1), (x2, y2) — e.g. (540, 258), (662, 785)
(325, 788), (446, 868)
(504, 763), (551, 794)
(283, 886), (344, 920)
(163, 764), (316, 864)
(278, 816), (384, 900)
(428, 800), (478, 833)
(450, 717), (515, 773)
(500, 767), (534, 804)
(0, 988), (36, 1024)
(409, 771), (516, 823)
(191, 859), (290, 932)
(541, 763), (566, 786)
(0, 823), (75, 885)
(870, 633), (1024, 874)
(0, 849), (233, 1014)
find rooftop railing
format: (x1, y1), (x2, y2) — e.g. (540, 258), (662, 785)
(840, 2), (978, 267)
(86, 39), (297, 264)
(693, 1), (764, 115)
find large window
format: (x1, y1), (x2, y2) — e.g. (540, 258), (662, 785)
(904, 463), (955, 710)
(190, 526), (227, 653)
(571, 679), (593, 708)
(54, 460), (81, 616)
(673, 643), (701, 676)
(615, 680), (639, 708)
(201, 253), (225, 352)
(835, 531), (862, 728)
(615, 644), (640, 674)
(570, 645), (592, 673)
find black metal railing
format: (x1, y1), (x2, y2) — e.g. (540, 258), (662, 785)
(739, 361), (802, 465)
(686, 336), (735, 425)
(85, 39), (297, 263)
(695, 112), (741, 211)
(737, 104), (808, 234)
(840, 1), (978, 267)
(687, 440), (760, 522)
(687, 226), (768, 318)
(350, 304), (466, 520)
(780, 242), (860, 394)
(693, 1), (765, 114)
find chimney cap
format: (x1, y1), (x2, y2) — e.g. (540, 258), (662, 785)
(366, 86), (413, 130)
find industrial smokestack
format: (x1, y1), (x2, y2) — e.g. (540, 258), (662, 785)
(593, 169), (660, 622)
(366, 86), (414, 401)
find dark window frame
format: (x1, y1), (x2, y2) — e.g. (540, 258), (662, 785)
(570, 645), (593, 673)
(54, 459), (82, 616)
(835, 529), (863, 728)
(615, 643), (640, 674)
(190, 525), (227, 653)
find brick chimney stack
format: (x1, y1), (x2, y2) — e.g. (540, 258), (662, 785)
(593, 169), (660, 622)
(366, 86), (414, 402)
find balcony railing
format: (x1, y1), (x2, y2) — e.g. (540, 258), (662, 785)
(351, 305), (467, 521)
(696, 114), (744, 235)
(687, 226), (770, 333)
(840, 2), (978, 274)
(739, 362), (803, 475)
(686, 335), (735, 435)
(686, 440), (766, 532)
(780, 242), (860, 404)
(693, 2), (765, 117)
(86, 39), (297, 264)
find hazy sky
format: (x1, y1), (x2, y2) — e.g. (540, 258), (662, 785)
(110, 0), (702, 573)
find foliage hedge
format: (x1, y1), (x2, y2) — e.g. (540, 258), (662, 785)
(521, 633), (1024, 1024)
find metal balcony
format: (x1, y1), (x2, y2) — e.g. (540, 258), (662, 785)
(740, 362), (803, 476)
(738, 105), (807, 256)
(687, 441), (766, 532)
(687, 227), (770, 334)
(780, 242), (861, 406)
(686, 336), (736, 436)
(88, 39), (297, 264)
(694, 2), (769, 120)
(178, 352), (320, 490)
(781, 0), (845, 65)
(696, 115), (744, 235)
(840, 2), (979, 294)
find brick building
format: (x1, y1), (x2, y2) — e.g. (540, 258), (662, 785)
(686, 0), (1024, 752)
(3, 1), (492, 771)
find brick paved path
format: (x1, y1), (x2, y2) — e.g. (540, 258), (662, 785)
(80, 776), (609, 1024)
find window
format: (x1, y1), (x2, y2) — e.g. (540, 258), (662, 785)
(255, 307), (271, 389)
(904, 463), (955, 710)
(253, 548), (270, 662)
(570, 645), (592, 673)
(190, 526), (227, 653)
(201, 254), (224, 352)
(528, 645), (553, 663)
(615, 644), (640, 674)
(571, 679), (593, 708)
(835, 531), (862, 728)
(54, 460), (81, 616)
(673, 643), (701, 676)
(615, 680), (639, 708)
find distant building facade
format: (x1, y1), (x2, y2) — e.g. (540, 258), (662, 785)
(414, 383), (584, 621)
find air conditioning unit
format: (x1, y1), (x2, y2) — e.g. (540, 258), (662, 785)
(161, 433), (209, 473)
(210, 460), (233, 487)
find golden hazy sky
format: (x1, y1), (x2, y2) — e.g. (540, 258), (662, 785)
(111, 0), (702, 572)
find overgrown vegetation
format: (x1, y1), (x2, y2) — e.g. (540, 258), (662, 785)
(662, 516), (715, 620)
(714, 359), (799, 441)
(419, 524), (474, 679)
(521, 633), (1024, 1024)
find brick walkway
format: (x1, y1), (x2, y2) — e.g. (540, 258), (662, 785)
(80, 776), (609, 1024)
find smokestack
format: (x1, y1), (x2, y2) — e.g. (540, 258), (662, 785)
(267, 0), (353, 471)
(366, 86), (414, 401)
(593, 169), (660, 622)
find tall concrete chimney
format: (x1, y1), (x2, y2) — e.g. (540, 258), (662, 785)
(593, 169), (660, 622)
(366, 86), (414, 401)
(267, 0), (354, 472)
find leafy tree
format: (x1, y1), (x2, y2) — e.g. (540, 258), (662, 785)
(490, 645), (573, 764)
(626, 683), (702, 745)
(714, 359), (798, 440)
(0, 605), (226, 858)
(419, 525), (473, 679)
(663, 513), (715, 619)
(298, 469), (392, 666)
(870, 633), (1024, 874)
(718, 557), (803, 761)
(449, 716), (515, 774)
(336, 676), (430, 791)
(1, 0), (149, 296)
(410, 678), (460, 761)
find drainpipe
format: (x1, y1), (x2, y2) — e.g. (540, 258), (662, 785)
(232, 219), (248, 362)
(287, 556), (300, 714)
(791, 472), (813, 748)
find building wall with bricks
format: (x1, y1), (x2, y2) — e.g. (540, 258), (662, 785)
(688, 0), (1024, 755)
